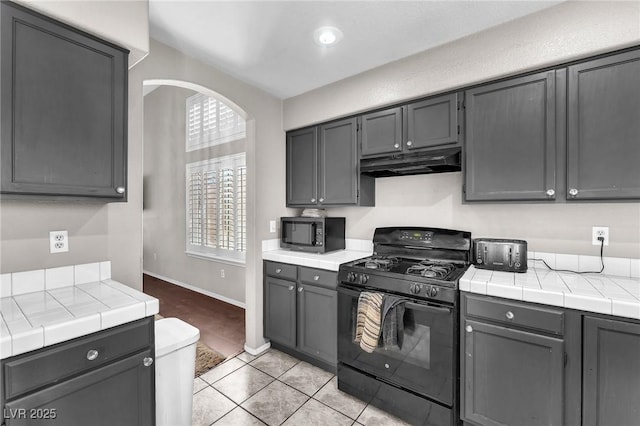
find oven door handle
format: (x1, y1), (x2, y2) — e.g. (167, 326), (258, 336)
(404, 302), (452, 314)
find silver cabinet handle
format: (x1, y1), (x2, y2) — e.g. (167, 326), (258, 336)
(311, 198), (316, 203)
(406, 141), (413, 147)
(313, 275), (320, 281)
(319, 198), (324, 203)
(87, 349), (99, 361)
(298, 287), (303, 293)
(275, 268), (282, 274)
(568, 188), (579, 197)
(143, 357), (154, 367)
(393, 143), (400, 149)
(288, 285), (294, 291)
(465, 325), (473, 333)
(115, 186), (125, 194)
(384, 363), (390, 369)
(546, 189), (555, 197)
(506, 311), (515, 320)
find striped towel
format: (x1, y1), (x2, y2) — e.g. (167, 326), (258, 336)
(354, 292), (384, 353)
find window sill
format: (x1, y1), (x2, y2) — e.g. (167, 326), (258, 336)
(185, 251), (246, 267)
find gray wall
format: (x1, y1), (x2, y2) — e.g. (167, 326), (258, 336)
(142, 86), (246, 304)
(283, 1), (640, 259)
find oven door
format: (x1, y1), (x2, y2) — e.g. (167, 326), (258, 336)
(337, 284), (455, 406)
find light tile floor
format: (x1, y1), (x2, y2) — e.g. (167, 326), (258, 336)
(192, 349), (411, 426)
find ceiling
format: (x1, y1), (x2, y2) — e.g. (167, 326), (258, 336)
(149, 1), (563, 99)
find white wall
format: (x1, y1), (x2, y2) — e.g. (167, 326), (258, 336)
(132, 39), (288, 351)
(283, 1), (640, 259)
(142, 86), (246, 304)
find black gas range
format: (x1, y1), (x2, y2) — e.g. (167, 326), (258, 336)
(337, 227), (471, 426)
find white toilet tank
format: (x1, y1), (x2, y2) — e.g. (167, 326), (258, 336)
(155, 318), (200, 426)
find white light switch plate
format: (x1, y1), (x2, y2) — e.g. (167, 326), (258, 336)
(269, 220), (276, 233)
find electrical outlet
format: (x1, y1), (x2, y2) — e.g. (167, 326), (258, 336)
(220, 269), (225, 278)
(592, 226), (609, 246)
(269, 220), (276, 233)
(49, 230), (69, 253)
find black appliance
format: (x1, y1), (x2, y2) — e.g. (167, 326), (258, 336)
(337, 227), (472, 425)
(359, 147), (461, 177)
(280, 217), (345, 253)
(473, 238), (528, 273)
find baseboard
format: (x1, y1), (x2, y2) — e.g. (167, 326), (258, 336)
(244, 341), (270, 356)
(143, 270), (246, 309)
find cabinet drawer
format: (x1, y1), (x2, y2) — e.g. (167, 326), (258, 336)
(299, 267), (337, 290)
(464, 294), (564, 335)
(3, 317), (153, 400)
(265, 261), (297, 280)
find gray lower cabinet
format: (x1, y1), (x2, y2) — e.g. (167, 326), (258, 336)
(0, 1), (128, 201)
(566, 49), (640, 200)
(582, 316), (640, 426)
(286, 118), (374, 207)
(464, 71), (558, 201)
(1, 317), (154, 425)
(263, 261), (338, 369)
(360, 93), (461, 157)
(461, 294), (566, 426)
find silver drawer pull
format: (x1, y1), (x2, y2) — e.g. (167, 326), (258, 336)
(313, 275), (320, 281)
(465, 325), (473, 333)
(143, 357), (154, 367)
(275, 268), (282, 274)
(288, 285), (294, 291)
(87, 349), (99, 361)
(506, 311), (515, 320)
(298, 287), (303, 293)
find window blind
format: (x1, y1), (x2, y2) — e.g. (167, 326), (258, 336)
(186, 93), (246, 151)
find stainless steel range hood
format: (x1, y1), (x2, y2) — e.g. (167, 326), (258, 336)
(359, 147), (461, 177)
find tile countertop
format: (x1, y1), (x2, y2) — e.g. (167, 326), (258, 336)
(461, 265), (640, 320)
(0, 261), (158, 360)
(262, 238), (372, 272)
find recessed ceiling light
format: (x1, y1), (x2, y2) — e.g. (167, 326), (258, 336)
(314, 26), (343, 47)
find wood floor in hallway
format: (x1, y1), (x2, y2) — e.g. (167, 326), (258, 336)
(143, 274), (245, 357)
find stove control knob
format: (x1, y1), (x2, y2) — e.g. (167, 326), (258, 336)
(428, 286), (439, 297)
(346, 272), (356, 283)
(409, 284), (421, 295)
(359, 274), (369, 285)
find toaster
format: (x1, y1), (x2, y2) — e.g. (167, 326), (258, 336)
(473, 238), (528, 273)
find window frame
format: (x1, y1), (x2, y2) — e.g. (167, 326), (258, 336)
(186, 93), (246, 152)
(185, 153), (247, 264)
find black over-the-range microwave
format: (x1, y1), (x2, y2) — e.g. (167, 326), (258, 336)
(280, 217), (345, 253)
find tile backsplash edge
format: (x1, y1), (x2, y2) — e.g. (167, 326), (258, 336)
(1, 261), (111, 298)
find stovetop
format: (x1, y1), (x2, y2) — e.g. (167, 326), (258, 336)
(338, 227), (472, 304)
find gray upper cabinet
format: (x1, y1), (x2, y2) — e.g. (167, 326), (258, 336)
(566, 49), (640, 200)
(361, 93), (460, 157)
(286, 127), (317, 206)
(406, 93), (460, 150)
(361, 107), (403, 156)
(582, 316), (640, 426)
(0, 2), (128, 201)
(286, 118), (374, 208)
(464, 71), (557, 201)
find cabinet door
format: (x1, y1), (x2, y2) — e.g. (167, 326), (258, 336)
(462, 319), (564, 426)
(406, 93), (459, 150)
(360, 107), (403, 156)
(297, 284), (337, 365)
(286, 127), (317, 206)
(0, 2), (127, 200)
(318, 118), (358, 206)
(583, 316), (640, 426)
(264, 276), (297, 348)
(465, 71), (557, 201)
(4, 350), (154, 426)
(567, 50), (640, 200)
